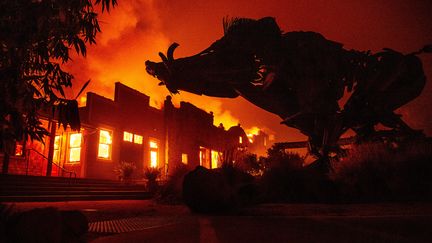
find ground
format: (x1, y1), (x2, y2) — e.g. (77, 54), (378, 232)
(5, 200), (432, 243)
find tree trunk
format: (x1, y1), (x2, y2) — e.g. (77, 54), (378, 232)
(2, 152), (10, 174)
(46, 121), (57, 176)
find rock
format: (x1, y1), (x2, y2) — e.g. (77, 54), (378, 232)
(6, 207), (63, 243)
(61, 210), (88, 242)
(182, 166), (257, 213)
(4, 207), (88, 243)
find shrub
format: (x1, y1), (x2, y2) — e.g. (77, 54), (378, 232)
(260, 147), (337, 202)
(157, 164), (191, 204)
(232, 153), (266, 177)
(331, 140), (432, 202)
(143, 167), (162, 192)
(114, 161), (136, 182)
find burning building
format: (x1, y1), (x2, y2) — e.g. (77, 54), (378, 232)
(0, 83), (253, 180)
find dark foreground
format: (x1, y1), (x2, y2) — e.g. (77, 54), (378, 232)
(6, 200), (432, 243)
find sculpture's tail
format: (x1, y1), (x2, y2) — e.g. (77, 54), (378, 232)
(410, 44), (432, 55)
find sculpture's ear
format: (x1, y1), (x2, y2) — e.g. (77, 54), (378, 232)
(257, 17), (281, 36)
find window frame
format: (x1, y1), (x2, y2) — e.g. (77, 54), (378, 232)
(67, 132), (82, 164)
(123, 131), (133, 142)
(134, 134), (143, 144)
(53, 135), (62, 163)
(149, 138), (159, 168)
(97, 129), (113, 161)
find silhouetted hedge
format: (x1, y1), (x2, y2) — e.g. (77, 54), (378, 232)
(331, 141), (432, 202)
(157, 164), (191, 204)
(260, 151), (338, 202)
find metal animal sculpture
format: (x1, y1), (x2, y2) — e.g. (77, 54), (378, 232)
(145, 17), (430, 171)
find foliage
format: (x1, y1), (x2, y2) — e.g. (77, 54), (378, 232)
(157, 164), (191, 204)
(0, 0), (117, 158)
(114, 161), (136, 181)
(260, 145), (337, 202)
(331, 140), (432, 201)
(143, 167), (161, 182)
(230, 152), (266, 177)
(264, 143), (304, 170)
(144, 167), (162, 193)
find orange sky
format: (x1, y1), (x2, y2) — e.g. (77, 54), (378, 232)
(65, 0), (432, 142)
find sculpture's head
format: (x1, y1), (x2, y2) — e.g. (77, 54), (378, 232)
(145, 17), (282, 97)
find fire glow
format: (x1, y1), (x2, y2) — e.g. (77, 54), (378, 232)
(64, 0), (246, 134)
(64, 0), (432, 143)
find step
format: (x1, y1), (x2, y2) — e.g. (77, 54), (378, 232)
(0, 185), (147, 192)
(0, 190), (149, 196)
(0, 174), (152, 202)
(0, 193), (152, 202)
(0, 175), (123, 184)
(0, 181), (146, 188)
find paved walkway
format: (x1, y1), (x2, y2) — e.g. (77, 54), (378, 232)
(6, 201), (432, 243)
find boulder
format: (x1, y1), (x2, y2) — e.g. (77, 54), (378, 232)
(182, 166), (256, 213)
(5, 207), (88, 243)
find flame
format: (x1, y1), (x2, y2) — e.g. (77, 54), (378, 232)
(79, 96), (87, 106)
(63, 0), (244, 132)
(246, 126), (260, 136)
(60, 0), (432, 144)
(245, 126), (261, 143)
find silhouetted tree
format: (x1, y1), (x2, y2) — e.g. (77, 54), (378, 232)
(0, 0), (117, 173)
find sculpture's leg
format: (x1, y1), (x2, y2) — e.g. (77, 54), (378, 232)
(353, 124), (376, 143)
(307, 115), (343, 173)
(307, 139), (331, 173)
(380, 112), (424, 137)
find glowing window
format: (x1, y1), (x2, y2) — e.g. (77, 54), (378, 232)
(14, 143), (23, 156)
(181, 153), (188, 164)
(199, 147), (210, 168)
(134, 134), (143, 144)
(211, 150), (221, 169)
(150, 151), (158, 168)
(149, 140), (158, 148)
(68, 133), (82, 162)
(53, 135), (61, 163)
(149, 139), (158, 168)
(123, 131), (133, 142)
(239, 136), (243, 144)
(98, 129), (112, 159)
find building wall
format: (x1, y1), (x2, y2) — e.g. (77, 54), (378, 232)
(0, 120), (63, 177)
(1, 82), (247, 180)
(164, 98), (245, 174)
(80, 83), (165, 180)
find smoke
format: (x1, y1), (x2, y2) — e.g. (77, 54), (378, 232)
(64, 0), (169, 103)
(63, 0), (245, 131)
(63, 0), (432, 143)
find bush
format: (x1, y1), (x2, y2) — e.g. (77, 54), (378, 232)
(114, 161), (136, 182)
(232, 153), (266, 177)
(260, 149), (337, 202)
(331, 140), (432, 202)
(157, 164), (191, 204)
(143, 167), (162, 192)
